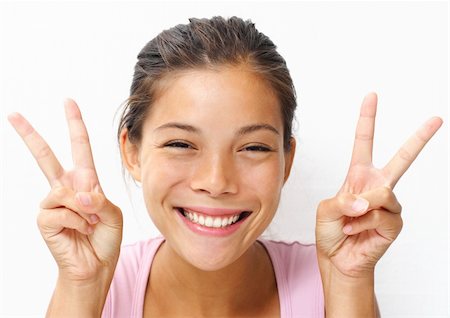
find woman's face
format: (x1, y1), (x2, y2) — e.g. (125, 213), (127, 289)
(122, 65), (295, 271)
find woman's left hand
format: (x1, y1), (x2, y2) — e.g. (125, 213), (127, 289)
(316, 92), (442, 278)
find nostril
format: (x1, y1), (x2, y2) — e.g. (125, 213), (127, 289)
(190, 167), (239, 196)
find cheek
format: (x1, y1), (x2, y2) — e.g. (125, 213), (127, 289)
(140, 151), (285, 205)
(237, 156), (285, 202)
(140, 155), (191, 208)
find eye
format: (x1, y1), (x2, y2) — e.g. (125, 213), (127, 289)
(164, 141), (193, 149)
(242, 145), (272, 152)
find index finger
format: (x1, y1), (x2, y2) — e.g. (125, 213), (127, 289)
(383, 116), (443, 188)
(7, 112), (64, 187)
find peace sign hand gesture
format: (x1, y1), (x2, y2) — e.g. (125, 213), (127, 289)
(8, 99), (123, 286)
(315, 93), (443, 279)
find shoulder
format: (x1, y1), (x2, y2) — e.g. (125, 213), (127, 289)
(102, 236), (164, 318)
(112, 236), (164, 289)
(260, 239), (318, 270)
(259, 239), (324, 317)
(116, 236), (164, 272)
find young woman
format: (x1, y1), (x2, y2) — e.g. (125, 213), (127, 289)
(8, 16), (442, 317)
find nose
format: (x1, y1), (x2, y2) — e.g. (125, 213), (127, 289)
(190, 152), (238, 197)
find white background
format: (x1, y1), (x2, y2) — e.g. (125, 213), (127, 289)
(0, 1), (448, 317)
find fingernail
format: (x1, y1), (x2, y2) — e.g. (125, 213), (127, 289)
(77, 193), (91, 206)
(352, 198), (369, 212)
(343, 224), (353, 234)
(90, 215), (99, 224)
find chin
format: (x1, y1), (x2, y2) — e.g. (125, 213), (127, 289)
(180, 243), (244, 272)
(164, 230), (251, 272)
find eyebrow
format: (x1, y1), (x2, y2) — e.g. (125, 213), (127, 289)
(154, 122), (280, 136)
(237, 124), (280, 136)
(154, 122), (200, 133)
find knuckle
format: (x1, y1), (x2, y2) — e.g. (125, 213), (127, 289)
(317, 197), (333, 213)
(36, 210), (47, 227)
(39, 199), (47, 209)
(371, 209), (383, 223)
(96, 193), (107, 209)
(35, 145), (52, 159)
(398, 217), (404, 231)
(336, 193), (348, 207)
(57, 209), (70, 223)
(380, 186), (392, 201)
(355, 133), (373, 141)
(78, 219), (89, 232)
(71, 134), (90, 145)
(87, 193), (107, 213)
(398, 147), (413, 162)
(317, 199), (326, 211)
(52, 186), (68, 200)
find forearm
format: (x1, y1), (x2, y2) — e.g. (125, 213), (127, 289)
(319, 257), (378, 318)
(46, 275), (113, 318)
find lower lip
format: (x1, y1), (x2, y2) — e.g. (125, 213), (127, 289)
(176, 209), (248, 237)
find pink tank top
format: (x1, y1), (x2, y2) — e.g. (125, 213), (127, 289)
(102, 237), (324, 317)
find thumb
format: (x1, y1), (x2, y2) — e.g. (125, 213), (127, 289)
(317, 192), (369, 221)
(75, 191), (122, 226)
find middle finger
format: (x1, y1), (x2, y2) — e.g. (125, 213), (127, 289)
(64, 99), (97, 171)
(349, 92), (377, 167)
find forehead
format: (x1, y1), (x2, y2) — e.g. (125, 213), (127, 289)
(144, 65), (283, 128)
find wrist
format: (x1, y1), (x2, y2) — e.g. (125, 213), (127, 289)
(318, 256), (377, 318)
(46, 272), (114, 318)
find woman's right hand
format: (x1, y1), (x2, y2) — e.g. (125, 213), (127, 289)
(8, 99), (123, 285)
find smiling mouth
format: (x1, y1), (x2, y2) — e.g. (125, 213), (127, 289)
(176, 208), (252, 228)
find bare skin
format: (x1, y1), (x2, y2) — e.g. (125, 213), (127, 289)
(121, 67), (289, 317)
(144, 241), (279, 317)
(7, 69), (442, 317)
(8, 101), (123, 317)
(316, 93), (443, 316)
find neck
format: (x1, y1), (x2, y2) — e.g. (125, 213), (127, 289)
(146, 240), (278, 317)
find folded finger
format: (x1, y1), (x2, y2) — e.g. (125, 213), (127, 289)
(317, 186), (401, 222)
(359, 186), (402, 214)
(40, 186), (121, 226)
(37, 208), (94, 237)
(317, 192), (368, 220)
(40, 187), (99, 225)
(342, 209), (403, 241)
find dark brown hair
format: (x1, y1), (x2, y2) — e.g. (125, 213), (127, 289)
(118, 16), (296, 151)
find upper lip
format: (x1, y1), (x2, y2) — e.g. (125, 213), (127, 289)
(180, 206), (250, 217)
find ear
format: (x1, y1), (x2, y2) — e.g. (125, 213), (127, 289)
(119, 129), (142, 182)
(283, 137), (296, 183)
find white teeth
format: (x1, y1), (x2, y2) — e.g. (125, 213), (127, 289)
(213, 217), (222, 228)
(180, 209), (244, 228)
(221, 218), (228, 227)
(205, 216), (213, 227)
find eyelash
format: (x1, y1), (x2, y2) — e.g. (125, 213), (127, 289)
(164, 141), (193, 149)
(164, 142), (271, 153)
(242, 145), (272, 152)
